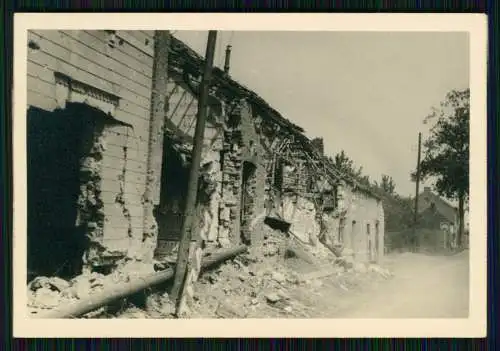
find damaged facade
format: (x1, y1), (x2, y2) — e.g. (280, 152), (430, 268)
(27, 30), (385, 282)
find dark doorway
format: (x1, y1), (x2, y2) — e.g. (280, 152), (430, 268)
(240, 161), (257, 244)
(154, 138), (190, 258)
(27, 103), (106, 280)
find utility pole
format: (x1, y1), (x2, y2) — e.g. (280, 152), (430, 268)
(170, 31), (217, 311)
(413, 132), (422, 252)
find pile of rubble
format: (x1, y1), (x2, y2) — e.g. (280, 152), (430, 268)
(188, 226), (393, 318)
(28, 273), (109, 317)
(27, 262), (156, 318)
(27, 224), (393, 319)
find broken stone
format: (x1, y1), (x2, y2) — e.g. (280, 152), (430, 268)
(271, 272), (286, 284)
(251, 298), (259, 305)
(28, 276), (70, 292)
(31, 287), (61, 308)
(353, 262), (367, 274)
(284, 306), (293, 313)
(216, 302), (247, 318)
(83, 306), (107, 319)
(277, 290), (291, 300)
(265, 292), (282, 303)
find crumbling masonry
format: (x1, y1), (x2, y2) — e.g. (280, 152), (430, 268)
(26, 30), (385, 283)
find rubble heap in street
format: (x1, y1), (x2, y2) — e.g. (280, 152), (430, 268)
(27, 222), (392, 319)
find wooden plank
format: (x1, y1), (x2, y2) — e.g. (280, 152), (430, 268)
(31, 30), (152, 89)
(167, 88), (189, 122)
(100, 156), (147, 175)
(116, 30), (154, 57)
(104, 143), (148, 163)
(27, 75), (56, 100)
(106, 215), (144, 229)
(140, 30), (155, 39)
(104, 131), (149, 150)
(101, 168), (146, 184)
(27, 33), (114, 95)
(27, 87), (57, 112)
(28, 31), (152, 108)
(112, 111), (150, 139)
(62, 30), (153, 78)
(124, 157), (148, 173)
(27, 73), (149, 146)
(102, 203), (144, 220)
(101, 172), (146, 187)
(124, 146), (149, 162)
(101, 237), (130, 252)
(27, 68), (151, 139)
(125, 181), (146, 198)
(101, 190), (144, 206)
(125, 30), (153, 44)
(101, 162), (147, 177)
(101, 178), (145, 196)
(27, 68), (151, 136)
(121, 30), (155, 52)
(83, 30), (153, 67)
(176, 94), (197, 129)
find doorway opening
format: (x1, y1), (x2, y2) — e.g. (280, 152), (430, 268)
(154, 137), (190, 259)
(27, 103), (109, 280)
(240, 161), (257, 244)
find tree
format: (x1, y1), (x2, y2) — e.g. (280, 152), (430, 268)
(413, 88), (469, 248)
(358, 174), (371, 186)
(380, 174), (396, 194)
(332, 150), (356, 176)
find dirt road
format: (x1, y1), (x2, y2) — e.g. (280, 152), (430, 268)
(331, 250), (470, 318)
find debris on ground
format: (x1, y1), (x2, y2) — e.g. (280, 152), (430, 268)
(186, 225), (393, 318)
(27, 223), (393, 319)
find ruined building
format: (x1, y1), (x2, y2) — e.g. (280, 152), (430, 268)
(26, 30), (385, 281)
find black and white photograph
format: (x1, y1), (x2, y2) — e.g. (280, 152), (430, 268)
(13, 13), (487, 337)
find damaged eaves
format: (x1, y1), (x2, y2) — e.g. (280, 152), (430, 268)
(168, 35), (380, 201)
(169, 36), (304, 134)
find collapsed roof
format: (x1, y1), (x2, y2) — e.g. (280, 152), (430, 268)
(167, 34), (380, 199)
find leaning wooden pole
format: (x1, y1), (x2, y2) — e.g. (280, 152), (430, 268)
(37, 245), (248, 319)
(170, 31), (218, 311)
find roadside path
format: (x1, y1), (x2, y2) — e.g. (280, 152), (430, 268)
(328, 251), (470, 318)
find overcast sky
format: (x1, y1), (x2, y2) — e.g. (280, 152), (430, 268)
(173, 30), (469, 198)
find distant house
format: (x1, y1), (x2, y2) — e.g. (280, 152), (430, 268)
(417, 187), (459, 249)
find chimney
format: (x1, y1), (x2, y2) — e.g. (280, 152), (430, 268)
(311, 137), (324, 156)
(224, 45), (232, 74)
